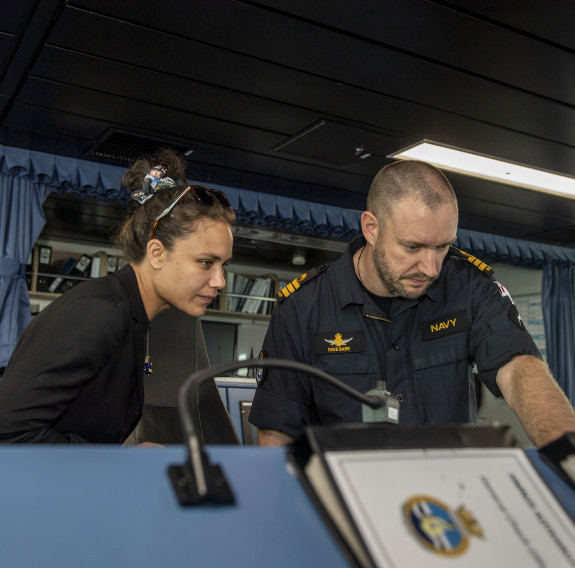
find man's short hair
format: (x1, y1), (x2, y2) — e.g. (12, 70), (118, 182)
(367, 160), (458, 222)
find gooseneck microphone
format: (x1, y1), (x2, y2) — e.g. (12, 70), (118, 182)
(167, 357), (393, 507)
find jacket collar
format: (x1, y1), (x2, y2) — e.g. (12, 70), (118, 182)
(334, 239), (400, 318)
(334, 238), (366, 309)
(114, 265), (149, 328)
(335, 238), (446, 316)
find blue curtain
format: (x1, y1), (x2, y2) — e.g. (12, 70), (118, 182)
(1, 144), (575, 399)
(455, 228), (575, 269)
(0, 144), (125, 203)
(0, 174), (51, 368)
(542, 264), (575, 405)
(217, 184), (361, 239)
(0, 145), (363, 241)
(457, 229), (575, 403)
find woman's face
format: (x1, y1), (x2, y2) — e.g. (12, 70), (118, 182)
(152, 219), (233, 317)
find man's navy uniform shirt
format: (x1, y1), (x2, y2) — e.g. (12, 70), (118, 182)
(249, 239), (540, 438)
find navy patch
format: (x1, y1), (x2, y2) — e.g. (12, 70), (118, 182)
(421, 310), (469, 341)
(315, 331), (363, 354)
(508, 304), (526, 330)
(256, 350), (266, 385)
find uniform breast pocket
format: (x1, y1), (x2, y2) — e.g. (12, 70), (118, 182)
(410, 334), (471, 423)
(312, 354), (379, 418)
(315, 353), (377, 379)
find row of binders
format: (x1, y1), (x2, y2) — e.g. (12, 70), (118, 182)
(223, 272), (277, 314)
(28, 245), (123, 294)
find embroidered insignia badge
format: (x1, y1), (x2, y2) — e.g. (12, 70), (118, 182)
(494, 280), (513, 302)
(508, 304), (527, 331)
(256, 350), (266, 385)
(315, 331), (363, 354)
(421, 310), (469, 341)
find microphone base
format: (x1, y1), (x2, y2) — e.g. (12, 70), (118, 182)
(167, 461), (235, 506)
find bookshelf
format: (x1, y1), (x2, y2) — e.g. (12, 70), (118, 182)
(26, 241), (123, 312)
(205, 270), (280, 322)
(26, 240), (300, 321)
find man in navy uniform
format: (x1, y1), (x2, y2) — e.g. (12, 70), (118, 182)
(249, 160), (575, 446)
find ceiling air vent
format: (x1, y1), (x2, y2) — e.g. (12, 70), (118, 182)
(273, 120), (406, 166)
(89, 130), (190, 163)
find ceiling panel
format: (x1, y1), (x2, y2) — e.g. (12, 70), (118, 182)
(252, 0), (575, 103)
(0, 34), (14, 72)
(48, 2), (575, 149)
(31, 48), (320, 136)
(0, 0), (35, 32)
(439, 0), (575, 51)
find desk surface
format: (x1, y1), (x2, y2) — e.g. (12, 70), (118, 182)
(0, 446), (350, 568)
(0, 445), (573, 568)
(526, 448), (575, 517)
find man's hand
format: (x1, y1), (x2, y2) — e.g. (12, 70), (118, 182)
(496, 354), (575, 446)
(258, 429), (292, 447)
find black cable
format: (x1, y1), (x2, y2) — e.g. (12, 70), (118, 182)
(170, 357), (385, 506)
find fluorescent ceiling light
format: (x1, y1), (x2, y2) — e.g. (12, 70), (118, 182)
(389, 140), (575, 199)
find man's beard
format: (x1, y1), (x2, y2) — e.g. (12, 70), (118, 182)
(373, 242), (438, 299)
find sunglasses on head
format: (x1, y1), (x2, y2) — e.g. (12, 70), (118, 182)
(149, 185), (232, 241)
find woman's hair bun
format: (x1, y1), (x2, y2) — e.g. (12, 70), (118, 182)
(121, 148), (187, 194)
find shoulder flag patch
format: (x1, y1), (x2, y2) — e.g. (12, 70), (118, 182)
(276, 266), (323, 303)
(449, 246), (494, 277)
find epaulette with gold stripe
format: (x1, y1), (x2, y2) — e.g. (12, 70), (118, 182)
(276, 266), (323, 303)
(449, 246), (494, 277)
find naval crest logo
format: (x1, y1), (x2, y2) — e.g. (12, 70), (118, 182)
(324, 333), (353, 350)
(403, 495), (484, 556)
(314, 331), (363, 354)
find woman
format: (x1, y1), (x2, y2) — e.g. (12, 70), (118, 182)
(0, 150), (235, 443)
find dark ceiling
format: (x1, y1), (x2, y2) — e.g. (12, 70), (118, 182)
(2, 0), (575, 261)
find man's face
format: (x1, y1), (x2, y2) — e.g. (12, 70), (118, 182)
(373, 196), (458, 299)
